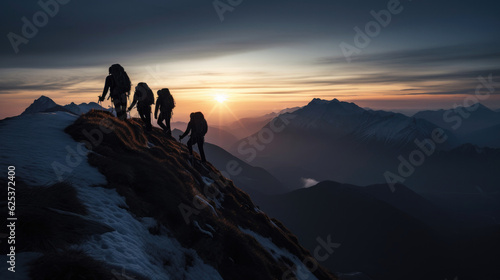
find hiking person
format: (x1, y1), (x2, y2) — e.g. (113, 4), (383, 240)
(154, 88), (175, 136)
(179, 112), (208, 163)
(128, 82), (154, 131)
(99, 64), (131, 121)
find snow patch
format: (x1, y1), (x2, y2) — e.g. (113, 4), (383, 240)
(194, 221), (214, 238)
(201, 176), (225, 209)
(269, 219), (280, 229)
(74, 186), (222, 280)
(301, 178), (319, 188)
(239, 227), (318, 280)
(202, 176), (214, 186)
(194, 195), (219, 217)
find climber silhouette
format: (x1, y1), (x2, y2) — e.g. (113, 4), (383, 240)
(99, 64), (131, 121)
(179, 112), (208, 163)
(155, 88), (175, 136)
(128, 82), (154, 131)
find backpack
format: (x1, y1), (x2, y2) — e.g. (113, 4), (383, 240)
(191, 112), (208, 137)
(158, 89), (175, 110)
(113, 73), (131, 95)
(145, 89), (154, 105)
(166, 94), (175, 109)
(138, 83), (154, 105)
(109, 64), (131, 97)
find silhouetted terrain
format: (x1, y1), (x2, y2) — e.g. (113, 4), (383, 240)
(0, 108), (335, 280)
(255, 181), (500, 280)
(2, 96), (499, 280)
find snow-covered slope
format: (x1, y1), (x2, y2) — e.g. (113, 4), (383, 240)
(0, 110), (335, 280)
(0, 112), (222, 280)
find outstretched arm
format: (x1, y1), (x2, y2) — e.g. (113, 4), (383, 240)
(154, 100), (160, 119)
(100, 76), (111, 101)
(128, 93), (138, 111)
(180, 122), (192, 139)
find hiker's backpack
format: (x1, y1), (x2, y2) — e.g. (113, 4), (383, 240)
(145, 88), (154, 105)
(138, 83), (154, 105)
(191, 112), (208, 137)
(159, 89), (175, 110)
(113, 73), (131, 95)
(109, 64), (131, 97)
(166, 94), (175, 109)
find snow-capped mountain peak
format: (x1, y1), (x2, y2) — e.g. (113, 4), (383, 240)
(21, 95), (58, 115)
(20, 95), (108, 116)
(282, 98), (456, 148)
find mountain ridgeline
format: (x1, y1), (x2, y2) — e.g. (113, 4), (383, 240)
(21, 95), (108, 116)
(232, 98), (500, 193)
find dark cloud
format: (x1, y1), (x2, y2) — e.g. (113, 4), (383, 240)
(2, 0), (500, 68)
(0, 74), (97, 93)
(1, 0), (500, 102)
(317, 42), (500, 67)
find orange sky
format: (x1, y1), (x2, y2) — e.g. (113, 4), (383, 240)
(1, 59), (499, 123)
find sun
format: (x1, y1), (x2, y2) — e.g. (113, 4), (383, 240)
(214, 94), (227, 103)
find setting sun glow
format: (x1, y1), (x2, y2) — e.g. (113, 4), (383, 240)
(215, 94), (227, 103)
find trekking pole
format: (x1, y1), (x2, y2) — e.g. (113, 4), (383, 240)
(98, 96), (106, 113)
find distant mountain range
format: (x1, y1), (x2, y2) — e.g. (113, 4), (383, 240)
(214, 107), (302, 140)
(414, 103), (500, 148)
(231, 99), (500, 194)
(171, 129), (290, 196)
(21, 95), (108, 116)
(188, 107), (302, 149)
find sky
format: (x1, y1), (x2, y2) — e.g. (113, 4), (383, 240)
(1, 0), (499, 124)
